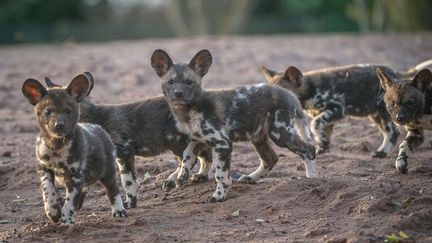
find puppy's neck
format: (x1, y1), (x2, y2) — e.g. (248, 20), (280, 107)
(169, 103), (193, 123)
(39, 130), (73, 151)
(169, 92), (206, 123)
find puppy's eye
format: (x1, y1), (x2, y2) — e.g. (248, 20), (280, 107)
(44, 109), (52, 116)
(389, 101), (396, 107)
(65, 108), (72, 114)
(167, 79), (174, 85)
(185, 79), (193, 85)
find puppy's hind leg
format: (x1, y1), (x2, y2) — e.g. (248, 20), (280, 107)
(100, 172), (127, 218)
(238, 137), (278, 184)
(191, 148), (212, 183)
(269, 109), (317, 178)
(295, 111), (314, 146)
(162, 159), (181, 190)
(116, 143), (138, 208)
(76, 186), (88, 211)
(310, 102), (345, 155)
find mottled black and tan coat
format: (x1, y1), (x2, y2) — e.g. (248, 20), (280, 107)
(261, 60), (432, 156)
(151, 49), (317, 202)
(57, 73), (213, 208)
(22, 74), (127, 224)
(377, 68), (432, 173)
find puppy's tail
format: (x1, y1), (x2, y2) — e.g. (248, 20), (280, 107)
(294, 109), (314, 146)
(406, 59), (432, 74)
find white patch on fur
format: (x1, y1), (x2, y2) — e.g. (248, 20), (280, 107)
(197, 156), (210, 176)
(295, 117), (314, 145)
(120, 171), (138, 200)
(398, 140), (412, 157)
(61, 188), (78, 224)
(271, 110), (296, 140)
(212, 147), (232, 201)
(356, 64), (371, 68)
(139, 147), (151, 153)
(247, 161), (268, 181)
(111, 194), (126, 215)
(166, 134), (174, 140)
(166, 166), (181, 182)
(376, 123), (396, 154)
(79, 123), (99, 136)
(235, 89), (248, 100)
(178, 142), (197, 181)
(41, 172), (59, 219)
(304, 158), (317, 178)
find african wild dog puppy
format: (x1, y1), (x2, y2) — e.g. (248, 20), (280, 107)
(377, 68), (432, 173)
(261, 60), (432, 156)
(151, 49), (317, 202)
(45, 72), (212, 208)
(22, 74), (127, 225)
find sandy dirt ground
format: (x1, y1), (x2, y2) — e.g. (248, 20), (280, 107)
(0, 34), (432, 242)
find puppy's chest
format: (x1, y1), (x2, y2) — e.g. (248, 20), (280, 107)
(36, 138), (80, 176)
(175, 111), (223, 141)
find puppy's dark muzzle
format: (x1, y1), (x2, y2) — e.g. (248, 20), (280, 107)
(396, 113), (408, 123)
(52, 121), (66, 135)
(174, 89), (184, 98)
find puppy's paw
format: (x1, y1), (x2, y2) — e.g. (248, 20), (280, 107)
(45, 203), (61, 223)
(176, 168), (190, 185)
(237, 175), (257, 184)
(315, 146), (329, 155)
(60, 216), (75, 225)
(162, 180), (176, 191)
(112, 209), (128, 218)
(395, 158), (408, 174)
(191, 173), (208, 183)
(209, 196), (226, 203)
(372, 150), (387, 158)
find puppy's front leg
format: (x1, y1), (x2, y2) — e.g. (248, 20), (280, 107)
(39, 169), (61, 223)
(396, 128), (424, 173)
(177, 141), (197, 185)
(61, 174), (83, 225)
(209, 143), (232, 202)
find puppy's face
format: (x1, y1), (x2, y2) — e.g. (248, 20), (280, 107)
(22, 74), (91, 137)
(261, 66), (303, 94)
(377, 68), (432, 126)
(151, 49), (212, 106)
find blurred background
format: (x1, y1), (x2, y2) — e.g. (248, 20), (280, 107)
(1, 0), (432, 44)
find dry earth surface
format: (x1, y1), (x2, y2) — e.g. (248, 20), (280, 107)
(0, 34), (432, 242)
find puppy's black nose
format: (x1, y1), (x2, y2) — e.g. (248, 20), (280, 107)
(55, 122), (65, 131)
(396, 113), (406, 122)
(174, 89), (184, 98)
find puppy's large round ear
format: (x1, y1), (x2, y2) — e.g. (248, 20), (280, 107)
(189, 49), (212, 77)
(284, 66), (303, 87)
(83, 72), (95, 96)
(412, 68), (432, 93)
(67, 74), (90, 102)
(376, 68), (394, 91)
(260, 66), (277, 81)
(22, 79), (47, 105)
(44, 77), (61, 88)
(151, 49), (173, 77)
